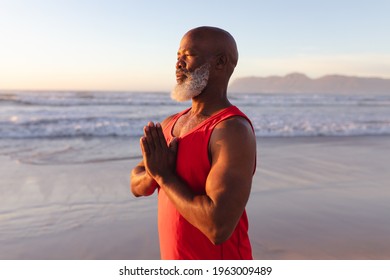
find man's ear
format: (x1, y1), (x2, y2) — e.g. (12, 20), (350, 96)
(215, 54), (227, 69)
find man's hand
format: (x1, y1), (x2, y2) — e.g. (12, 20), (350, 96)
(140, 122), (178, 183)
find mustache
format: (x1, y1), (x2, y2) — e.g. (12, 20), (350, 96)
(176, 69), (190, 76)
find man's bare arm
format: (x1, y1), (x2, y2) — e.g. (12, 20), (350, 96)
(141, 117), (256, 244)
(130, 160), (157, 197)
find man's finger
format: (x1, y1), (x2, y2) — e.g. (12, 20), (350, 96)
(156, 123), (167, 150)
(144, 125), (156, 151)
(140, 136), (150, 155)
(169, 137), (179, 155)
(149, 123), (162, 150)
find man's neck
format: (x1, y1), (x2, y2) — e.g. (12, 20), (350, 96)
(190, 88), (231, 116)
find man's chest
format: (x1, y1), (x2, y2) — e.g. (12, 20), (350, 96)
(172, 114), (209, 137)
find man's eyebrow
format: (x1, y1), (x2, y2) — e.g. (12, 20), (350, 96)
(177, 49), (197, 55)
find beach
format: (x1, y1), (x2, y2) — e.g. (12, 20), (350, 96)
(1, 135), (390, 259)
(251, 136), (390, 259)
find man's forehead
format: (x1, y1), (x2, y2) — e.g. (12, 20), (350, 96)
(178, 40), (201, 53)
(178, 34), (210, 53)
(177, 45), (199, 54)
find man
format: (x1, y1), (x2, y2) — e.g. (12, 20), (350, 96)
(130, 26), (256, 260)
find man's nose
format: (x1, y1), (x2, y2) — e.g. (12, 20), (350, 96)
(176, 58), (186, 70)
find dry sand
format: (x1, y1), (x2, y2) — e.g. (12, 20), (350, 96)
(1, 136), (389, 259)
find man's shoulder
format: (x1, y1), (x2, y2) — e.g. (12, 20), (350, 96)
(210, 115), (256, 154)
(214, 114), (254, 136)
(209, 113), (257, 171)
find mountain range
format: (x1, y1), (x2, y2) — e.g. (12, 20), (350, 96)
(228, 73), (390, 94)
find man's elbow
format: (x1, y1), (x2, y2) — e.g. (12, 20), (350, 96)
(131, 188), (142, 197)
(130, 181), (140, 197)
(130, 184), (146, 197)
(130, 181), (156, 197)
(210, 235), (229, 246)
(207, 226), (233, 245)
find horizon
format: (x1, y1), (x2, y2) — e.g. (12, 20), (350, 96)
(2, 72), (390, 92)
(1, 0), (389, 91)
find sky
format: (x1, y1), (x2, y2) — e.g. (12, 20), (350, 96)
(1, 0), (390, 91)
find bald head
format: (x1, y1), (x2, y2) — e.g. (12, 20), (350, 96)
(183, 26), (239, 71)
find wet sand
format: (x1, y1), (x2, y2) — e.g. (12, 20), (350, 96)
(250, 136), (390, 259)
(1, 136), (390, 259)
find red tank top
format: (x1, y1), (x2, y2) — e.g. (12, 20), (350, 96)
(158, 105), (254, 260)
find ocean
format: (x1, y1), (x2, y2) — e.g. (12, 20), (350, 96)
(1, 90), (390, 164)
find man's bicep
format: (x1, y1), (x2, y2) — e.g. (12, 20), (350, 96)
(205, 118), (256, 216)
(204, 145), (254, 235)
(206, 159), (253, 208)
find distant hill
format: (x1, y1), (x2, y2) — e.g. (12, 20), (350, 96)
(229, 73), (390, 94)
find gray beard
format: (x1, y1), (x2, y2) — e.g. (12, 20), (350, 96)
(171, 63), (210, 102)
